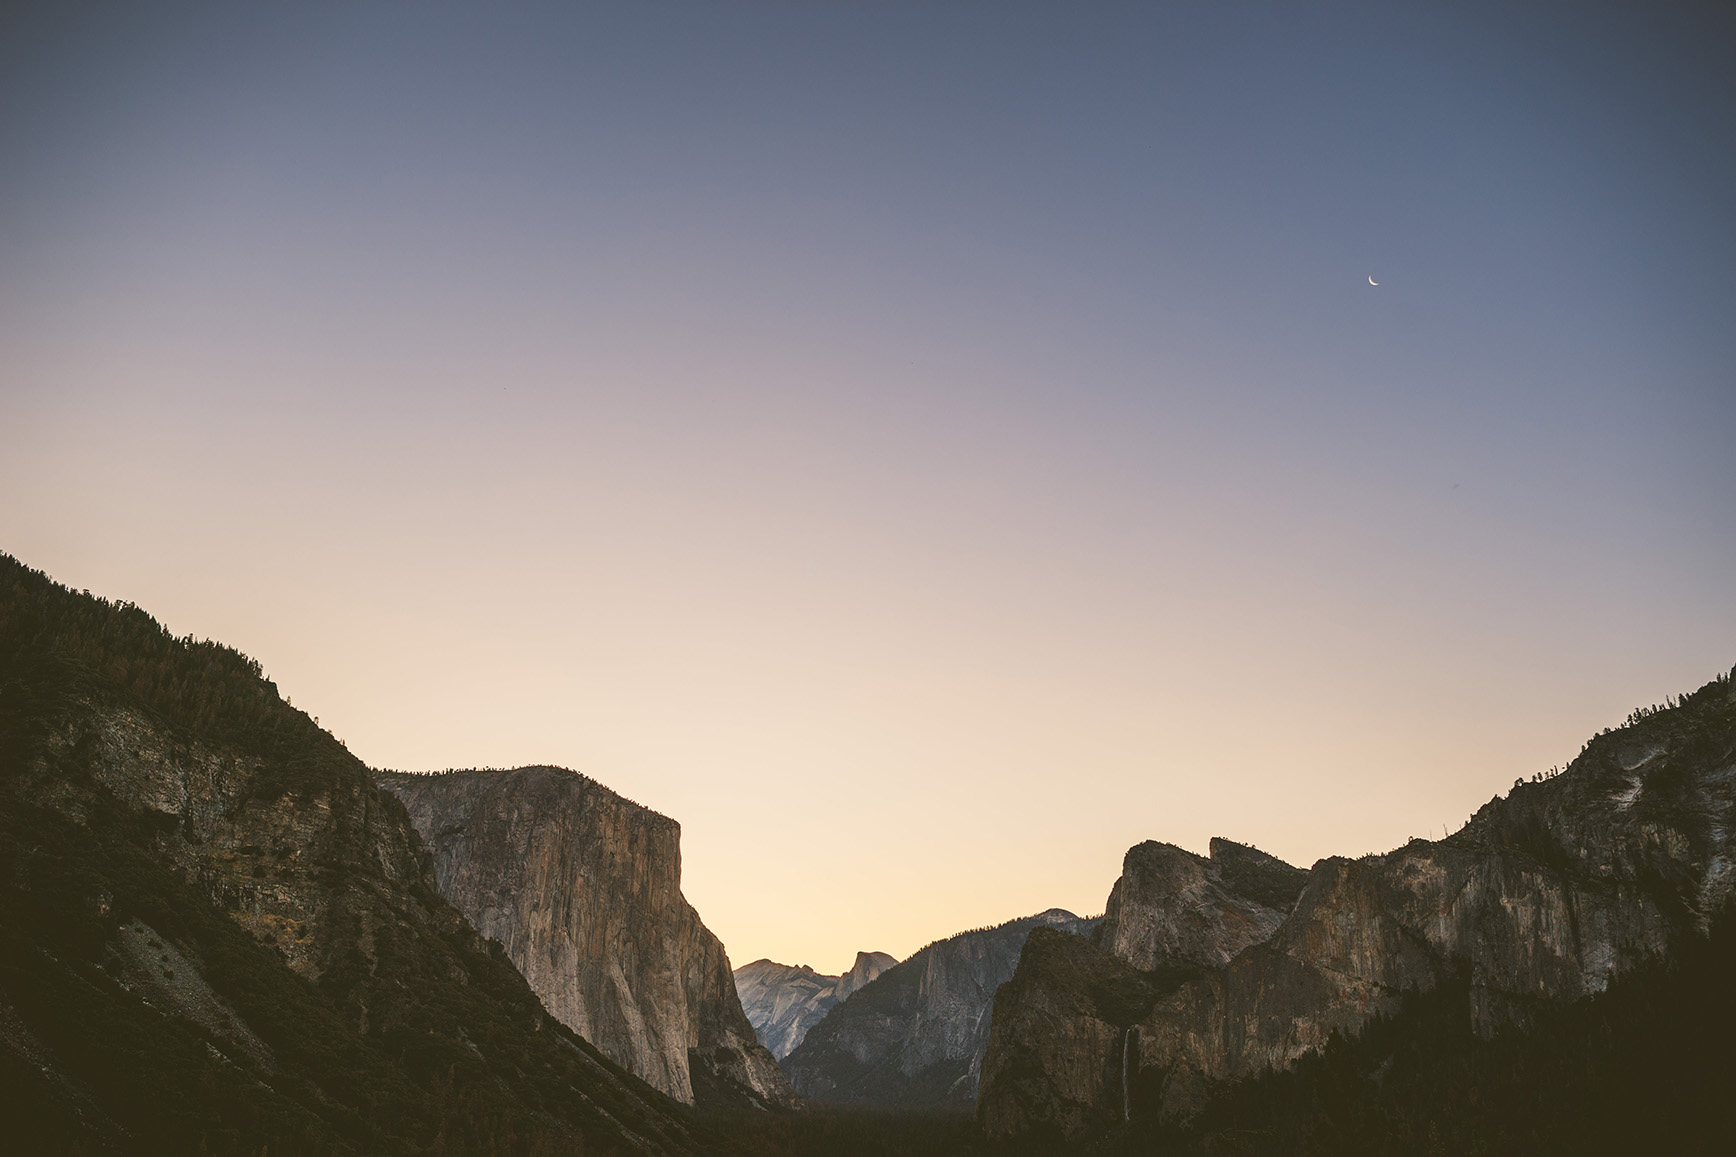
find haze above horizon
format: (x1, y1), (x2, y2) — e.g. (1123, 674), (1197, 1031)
(3, 1), (1733, 973)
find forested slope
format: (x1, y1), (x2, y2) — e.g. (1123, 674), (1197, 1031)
(0, 553), (718, 1155)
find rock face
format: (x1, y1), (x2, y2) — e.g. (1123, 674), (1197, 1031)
(0, 554), (706, 1154)
(838, 948), (900, 1001)
(978, 840), (1306, 1139)
(1096, 838), (1309, 971)
(376, 766), (798, 1110)
(783, 908), (1096, 1109)
(976, 927), (1196, 1141)
(734, 950), (898, 1060)
(979, 670), (1736, 1141)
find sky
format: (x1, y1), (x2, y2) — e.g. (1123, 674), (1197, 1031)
(2, 1), (1733, 974)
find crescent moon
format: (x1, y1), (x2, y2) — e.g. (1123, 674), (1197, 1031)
(1368, 276), (1379, 286)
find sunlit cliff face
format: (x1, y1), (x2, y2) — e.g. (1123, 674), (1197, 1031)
(3, 1), (1733, 972)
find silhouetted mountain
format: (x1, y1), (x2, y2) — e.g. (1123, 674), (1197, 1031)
(10, 542), (1730, 1153)
(979, 667), (1736, 1145)
(0, 554), (715, 1154)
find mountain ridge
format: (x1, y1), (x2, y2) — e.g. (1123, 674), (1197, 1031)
(977, 664), (1736, 1141)
(781, 907), (1097, 1109)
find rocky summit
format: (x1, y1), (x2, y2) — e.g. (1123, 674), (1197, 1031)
(734, 950), (897, 1060)
(978, 669), (1736, 1142)
(1096, 838), (1310, 971)
(377, 765), (799, 1111)
(782, 907), (1097, 1109)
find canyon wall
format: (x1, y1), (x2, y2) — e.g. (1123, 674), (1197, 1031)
(979, 839), (1306, 1138)
(978, 671), (1736, 1141)
(377, 766), (798, 1110)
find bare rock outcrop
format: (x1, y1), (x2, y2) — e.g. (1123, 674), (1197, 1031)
(977, 840), (1304, 1137)
(734, 950), (898, 1060)
(377, 766), (798, 1110)
(976, 926), (1194, 1140)
(837, 949), (900, 1002)
(1096, 838), (1307, 970)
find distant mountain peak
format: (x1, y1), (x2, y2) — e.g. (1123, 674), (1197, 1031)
(733, 950), (900, 1061)
(781, 908), (1100, 1109)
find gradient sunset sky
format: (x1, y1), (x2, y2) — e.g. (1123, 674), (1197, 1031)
(3, 1), (1733, 973)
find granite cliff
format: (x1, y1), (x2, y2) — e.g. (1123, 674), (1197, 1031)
(978, 839), (1307, 1138)
(782, 908), (1095, 1109)
(1096, 838), (1309, 971)
(0, 554), (708, 1154)
(978, 668), (1736, 1141)
(734, 950), (897, 1060)
(377, 765), (799, 1111)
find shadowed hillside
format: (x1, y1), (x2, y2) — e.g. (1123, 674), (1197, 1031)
(979, 665), (1736, 1152)
(783, 909), (1097, 1109)
(0, 554), (720, 1154)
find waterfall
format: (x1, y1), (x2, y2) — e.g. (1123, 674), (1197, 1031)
(1121, 1025), (1138, 1121)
